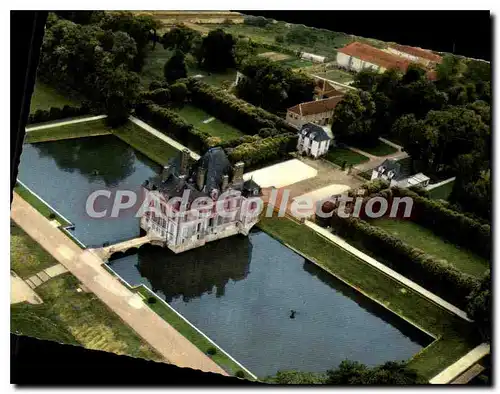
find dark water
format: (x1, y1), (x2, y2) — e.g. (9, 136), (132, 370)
(108, 231), (429, 377)
(18, 136), (429, 377)
(17, 136), (162, 246)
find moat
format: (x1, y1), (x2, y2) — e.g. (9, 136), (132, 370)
(18, 136), (430, 377)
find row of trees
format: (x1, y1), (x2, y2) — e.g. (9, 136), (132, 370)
(27, 103), (92, 125)
(39, 12), (160, 126)
(466, 270), (491, 342)
(265, 360), (425, 385)
(236, 56), (315, 114)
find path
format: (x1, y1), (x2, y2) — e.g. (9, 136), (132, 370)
(25, 263), (69, 289)
(429, 343), (490, 384)
(304, 220), (471, 322)
(426, 176), (456, 191)
(11, 271), (42, 305)
(128, 116), (201, 160)
(11, 193), (226, 376)
(450, 363), (485, 384)
(25, 115), (108, 132)
(352, 139), (409, 172)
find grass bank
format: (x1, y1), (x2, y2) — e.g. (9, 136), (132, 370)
(172, 104), (244, 141)
(325, 147), (370, 166)
(134, 286), (253, 379)
(352, 141), (398, 157)
(11, 221), (61, 278)
(30, 81), (83, 113)
(25, 118), (111, 143)
(13, 183), (70, 227)
(257, 215), (478, 380)
(372, 218), (489, 278)
(113, 121), (180, 165)
(429, 180), (455, 200)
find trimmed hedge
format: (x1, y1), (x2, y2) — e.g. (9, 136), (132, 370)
(27, 102), (92, 125)
(227, 133), (297, 170)
(186, 79), (296, 135)
(135, 102), (212, 153)
(391, 188), (491, 260)
(329, 214), (478, 309)
(138, 88), (171, 105)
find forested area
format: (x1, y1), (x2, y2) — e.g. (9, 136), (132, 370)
(335, 57), (491, 220)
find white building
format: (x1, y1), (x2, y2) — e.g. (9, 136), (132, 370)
(301, 52), (326, 63)
(286, 95), (344, 128)
(141, 148), (261, 254)
(336, 41), (411, 74)
(371, 159), (430, 188)
(297, 123), (333, 158)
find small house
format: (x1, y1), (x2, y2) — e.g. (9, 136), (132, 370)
(371, 159), (430, 188)
(286, 95), (344, 128)
(297, 123), (333, 158)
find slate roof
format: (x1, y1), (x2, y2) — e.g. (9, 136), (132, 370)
(375, 159), (411, 181)
(337, 42), (411, 72)
(300, 123), (332, 142)
(144, 147), (261, 201)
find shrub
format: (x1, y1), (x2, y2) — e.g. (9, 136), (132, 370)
(206, 347), (217, 355)
(235, 370), (246, 379)
(147, 296), (157, 304)
(48, 213), (56, 220)
(27, 103), (92, 125)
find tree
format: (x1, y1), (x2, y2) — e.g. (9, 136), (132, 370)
(401, 63), (427, 85)
(326, 360), (368, 384)
(164, 51), (188, 83)
(233, 38), (257, 67)
(330, 91), (377, 146)
(264, 371), (326, 384)
(161, 25), (201, 53)
(199, 29), (236, 72)
(466, 270), (491, 341)
(435, 54), (467, 88)
(352, 70), (379, 92)
(170, 82), (188, 104)
(392, 114), (437, 172)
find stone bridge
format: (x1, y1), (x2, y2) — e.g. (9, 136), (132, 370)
(91, 235), (159, 261)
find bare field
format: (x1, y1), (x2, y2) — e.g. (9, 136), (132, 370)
(258, 51), (291, 61)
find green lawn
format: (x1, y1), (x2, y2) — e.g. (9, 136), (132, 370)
(324, 147), (370, 167)
(30, 81), (82, 113)
(25, 118), (111, 144)
(257, 215), (478, 380)
(314, 69), (354, 84)
(372, 219), (489, 278)
(11, 221), (61, 278)
(352, 141), (398, 157)
(140, 46), (236, 89)
(11, 302), (78, 345)
(11, 273), (161, 361)
(135, 286), (251, 378)
(278, 58), (314, 69)
(428, 180), (455, 201)
(113, 121), (180, 165)
(173, 104), (244, 141)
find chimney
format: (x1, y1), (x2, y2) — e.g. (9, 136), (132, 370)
(161, 165), (171, 182)
(232, 162), (244, 184)
(196, 166), (206, 191)
(180, 148), (190, 175)
(221, 174), (229, 191)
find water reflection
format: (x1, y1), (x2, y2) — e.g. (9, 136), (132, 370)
(33, 135), (136, 187)
(133, 235), (252, 302)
